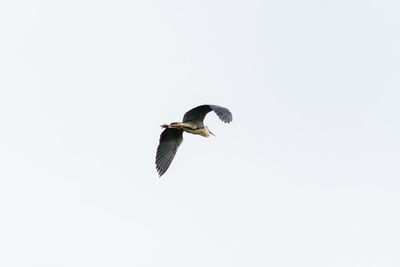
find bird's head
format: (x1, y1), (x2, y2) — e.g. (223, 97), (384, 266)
(204, 126), (216, 137)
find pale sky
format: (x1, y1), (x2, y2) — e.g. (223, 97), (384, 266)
(1, 0), (399, 266)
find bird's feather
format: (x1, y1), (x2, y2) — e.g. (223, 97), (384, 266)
(155, 128), (183, 177)
(182, 105), (232, 127)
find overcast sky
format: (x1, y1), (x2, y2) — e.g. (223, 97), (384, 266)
(1, 0), (399, 266)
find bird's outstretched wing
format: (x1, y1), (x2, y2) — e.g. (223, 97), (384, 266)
(155, 128), (184, 177)
(182, 105), (233, 127)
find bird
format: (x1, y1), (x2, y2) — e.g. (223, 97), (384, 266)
(155, 104), (233, 177)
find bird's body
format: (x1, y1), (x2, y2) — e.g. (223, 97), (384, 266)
(155, 104), (233, 177)
(161, 122), (214, 137)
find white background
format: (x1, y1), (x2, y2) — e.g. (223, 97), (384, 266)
(1, 0), (399, 266)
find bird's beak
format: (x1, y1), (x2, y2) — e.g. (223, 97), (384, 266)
(209, 130), (216, 136)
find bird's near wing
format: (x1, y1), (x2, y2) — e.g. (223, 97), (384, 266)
(156, 128), (184, 177)
(182, 105), (233, 127)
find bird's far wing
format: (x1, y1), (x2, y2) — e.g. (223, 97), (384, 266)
(208, 105), (233, 123)
(182, 105), (233, 126)
(155, 128), (183, 177)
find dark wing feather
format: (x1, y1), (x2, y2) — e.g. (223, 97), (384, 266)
(155, 128), (183, 177)
(208, 105), (233, 123)
(182, 105), (233, 127)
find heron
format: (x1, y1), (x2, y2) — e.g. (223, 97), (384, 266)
(155, 104), (233, 177)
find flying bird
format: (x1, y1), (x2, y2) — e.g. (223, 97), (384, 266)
(155, 104), (233, 177)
